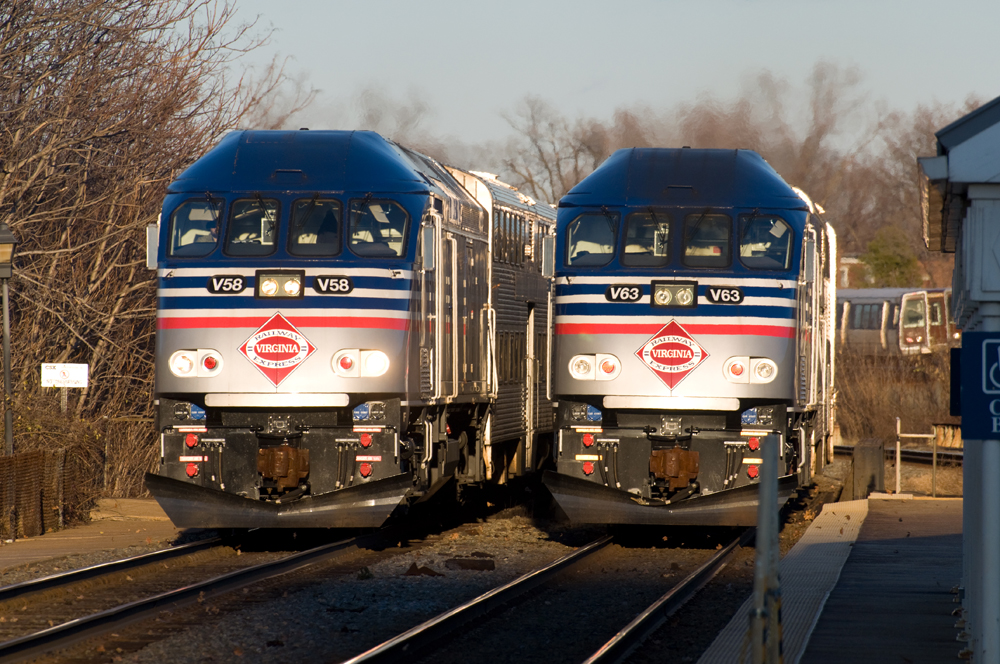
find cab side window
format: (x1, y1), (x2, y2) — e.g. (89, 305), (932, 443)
(168, 199), (223, 257)
(565, 212), (618, 267)
(349, 200), (408, 257)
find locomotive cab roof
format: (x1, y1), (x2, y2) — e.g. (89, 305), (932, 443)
(168, 130), (439, 196)
(559, 148), (808, 211)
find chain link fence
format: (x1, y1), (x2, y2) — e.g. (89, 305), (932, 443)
(0, 449), (83, 541)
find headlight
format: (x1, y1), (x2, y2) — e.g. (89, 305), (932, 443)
(361, 350), (390, 377)
(283, 278), (301, 296)
(751, 358), (778, 383)
(169, 351), (196, 377)
(651, 281), (697, 308)
(568, 355), (596, 380)
(260, 278), (278, 296)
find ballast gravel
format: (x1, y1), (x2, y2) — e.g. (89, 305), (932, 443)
(119, 513), (598, 664)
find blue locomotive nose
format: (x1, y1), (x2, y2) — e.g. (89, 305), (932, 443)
(148, 130), (558, 529)
(545, 147), (837, 525)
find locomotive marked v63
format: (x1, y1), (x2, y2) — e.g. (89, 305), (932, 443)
(705, 286), (744, 304)
(605, 284), (643, 302)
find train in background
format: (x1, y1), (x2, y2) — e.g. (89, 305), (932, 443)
(144, 130), (556, 529)
(837, 287), (960, 356)
(542, 148), (837, 526)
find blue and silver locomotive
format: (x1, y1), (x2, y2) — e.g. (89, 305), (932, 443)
(145, 130), (555, 528)
(542, 148), (836, 525)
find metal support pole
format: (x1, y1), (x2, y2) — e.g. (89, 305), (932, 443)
(896, 417), (900, 496)
(3, 278), (12, 456)
(750, 432), (782, 664)
(932, 431), (937, 498)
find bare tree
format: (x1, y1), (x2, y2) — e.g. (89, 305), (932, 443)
(0, 0), (293, 494)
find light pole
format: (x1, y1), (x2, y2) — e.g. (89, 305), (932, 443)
(0, 223), (20, 456)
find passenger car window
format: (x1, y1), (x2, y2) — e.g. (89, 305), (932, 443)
(622, 211), (670, 267)
(683, 213), (731, 268)
(565, 212), (618, 267)
(349, 199), (408, 257)
(225, 198), (279, 256)
(288, 199), (341, 256)
(168, 199), (223, 257)
(740, 216), (792, 270)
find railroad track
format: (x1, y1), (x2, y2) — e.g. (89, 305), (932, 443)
(833, 445), (963, 465)
(342, 530), (752, 664)
(0, 529), (396, 663)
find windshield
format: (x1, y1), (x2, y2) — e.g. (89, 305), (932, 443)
(740, 215), (792, 270)
(288, 198), (341, 256)
(349, 199), (408, 257)
(901, 298), (926, 328)
(622, 211), (671, 267)
(565, 212), (618, 267)
(683, 213), (731, 268)
(225, 198), (279, 256)
(168, 199), (222, 257)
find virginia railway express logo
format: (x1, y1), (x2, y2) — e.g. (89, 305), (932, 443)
(635, 320), (708, 390)
(239, 313), (316, 387)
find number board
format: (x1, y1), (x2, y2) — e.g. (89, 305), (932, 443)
(206, 275), (247, 294)
(605, 284), (643, 302)
(313, 276), (354, 294)
(704, 286), (744, 304)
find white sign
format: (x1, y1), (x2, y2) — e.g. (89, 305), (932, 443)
(41, 363), (89, 388)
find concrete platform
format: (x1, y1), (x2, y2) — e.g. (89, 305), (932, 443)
(0, 498), (185, 573)
(699, 496), (963, 663)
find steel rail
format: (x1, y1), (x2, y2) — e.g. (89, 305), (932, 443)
(0, 536), (222, 603)
(581, 528), (754, 664)
(0, 530), (386, 663)
(340, 535), (613, 664)
(833, 445), (963, 465)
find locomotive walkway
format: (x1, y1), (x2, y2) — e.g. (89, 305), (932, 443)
(700, 496), (963, 664)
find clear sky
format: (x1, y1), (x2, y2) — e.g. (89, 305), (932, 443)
(232, 0), (1000, 143)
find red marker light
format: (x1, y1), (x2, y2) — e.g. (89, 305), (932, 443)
(185, 433), (198, 448)
(730, 363), (745, 377)
(582, 433), (594, 447)
(747, 464), (759, 479)
(359, 462), (373, 478)
(359, 433), (372, 448)
(600, 359), (617, 374)
(747, 437), (760, 451)
(203, 356), (218, 370)
(185, 463), (200, 478)
(582, 461), (595, 475)
(339, 355), (355, 371)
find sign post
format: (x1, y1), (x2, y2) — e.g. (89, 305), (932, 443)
(40, 363), (89, 414)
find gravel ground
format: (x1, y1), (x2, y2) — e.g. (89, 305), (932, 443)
(0, 530), (214, 588)
(104, 511), (597, 664)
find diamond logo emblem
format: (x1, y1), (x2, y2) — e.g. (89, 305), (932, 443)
(635, 320), (709, 390)
(238, 313), (316, 387)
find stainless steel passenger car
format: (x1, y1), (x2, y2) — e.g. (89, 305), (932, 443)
(144, 130), (555, 528)
(837, 287), (959, 355)
(542, 148), (837, 525)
